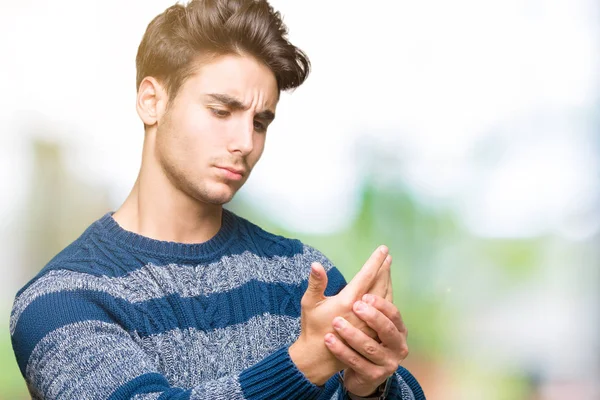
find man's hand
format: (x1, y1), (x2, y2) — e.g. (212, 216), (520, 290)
(289, 246), (392, 385)
(325, 294), (409, 397)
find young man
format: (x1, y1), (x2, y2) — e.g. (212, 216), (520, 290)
(10, 1), (425, 399)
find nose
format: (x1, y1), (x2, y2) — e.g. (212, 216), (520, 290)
(228, 118), (254, 156)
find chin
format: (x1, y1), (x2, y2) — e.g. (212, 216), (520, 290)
(196, 184), (238, 205)
(206, 193), (235, 205)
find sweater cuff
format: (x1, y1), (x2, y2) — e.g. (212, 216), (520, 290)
(390, 366), (426, 400)
(238, 346), (323, 400)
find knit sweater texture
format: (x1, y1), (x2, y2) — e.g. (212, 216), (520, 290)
(11, 209), (425, 400)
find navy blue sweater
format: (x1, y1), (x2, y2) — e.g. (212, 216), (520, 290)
(11, 209), (425, 399)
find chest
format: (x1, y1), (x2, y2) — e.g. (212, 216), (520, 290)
(117, 263), (303, 388)
(131, 313), (301, 388)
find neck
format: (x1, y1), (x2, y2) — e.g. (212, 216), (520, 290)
(113, 135), (222, 245)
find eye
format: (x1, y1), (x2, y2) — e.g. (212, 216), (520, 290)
(254, 120), (266, 133)
(210, 108), (230, 118)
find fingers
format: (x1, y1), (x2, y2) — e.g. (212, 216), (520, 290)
(301, 262), (328, 308)
(382, 257), (393, 302)
(331, 317), (388, 366)
(353, 300), (408, 360)
(361, 294), (406, 335)
(324, 332), (392, 388)
(366, 254), (392, 301)
(385, 271), (393, 303)
(345, 245), (389, 296)
(323, 333), (386, 378)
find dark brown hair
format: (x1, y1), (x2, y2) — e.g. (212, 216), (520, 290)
(135, 0), (310, 99)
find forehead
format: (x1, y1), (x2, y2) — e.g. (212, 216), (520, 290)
(183, 53), (279, 109)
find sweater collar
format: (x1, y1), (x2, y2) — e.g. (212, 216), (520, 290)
(95, 208), (238, 260)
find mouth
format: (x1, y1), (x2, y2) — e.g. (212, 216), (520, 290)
(215, 166), (245, 181)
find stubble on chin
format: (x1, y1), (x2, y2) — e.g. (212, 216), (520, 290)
(186, 174), (242, 206)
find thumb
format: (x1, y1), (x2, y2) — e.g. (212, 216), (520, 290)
(303, 262), (328, 306)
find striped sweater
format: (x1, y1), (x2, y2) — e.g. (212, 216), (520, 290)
(11, 209), (425, 400)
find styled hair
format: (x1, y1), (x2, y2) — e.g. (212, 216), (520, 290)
(135, 0), (310, 99)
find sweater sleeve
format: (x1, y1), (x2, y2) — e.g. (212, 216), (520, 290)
(10, 278), (325, 400)
(317, 365), (426, 400)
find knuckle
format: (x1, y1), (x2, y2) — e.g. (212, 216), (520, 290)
(364, 343), (378, 356)
(348, 355), (361, 369)
(385, 361), (397, 374)
(300, 296), (310, 308)
(384, 323), (396, 337)
(399, 345), (410, 359)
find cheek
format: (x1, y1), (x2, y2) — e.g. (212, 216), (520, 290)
(248, 134), (266, 166)
(176, 108), (226, 153)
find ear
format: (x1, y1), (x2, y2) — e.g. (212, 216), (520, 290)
(136, 77), (168, 127)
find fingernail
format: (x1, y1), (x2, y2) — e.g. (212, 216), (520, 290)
(362, 294), (375, 305)
(355, 301), (368, 313)
(385, 254), (392, 264)
(310, 263), (320, 278)
(379, 245), (388, 255)
(325, 334), (336, 345)
(333, 317), (346, 330)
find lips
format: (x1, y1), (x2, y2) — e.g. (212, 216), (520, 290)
(218, 166), (245, 176)
(215, 165), (246, 181)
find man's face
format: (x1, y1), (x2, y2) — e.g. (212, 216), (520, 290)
(154, 54), (279, 205)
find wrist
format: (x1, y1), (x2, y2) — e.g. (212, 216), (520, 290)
(289, 338), (337, 386)
(341, 372), (393, 400)
(346, 384), (379, 400)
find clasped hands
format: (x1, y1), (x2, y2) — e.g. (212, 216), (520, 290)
(289, 246), (409, 397)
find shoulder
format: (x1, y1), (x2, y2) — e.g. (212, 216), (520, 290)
(230, 210), (303, 258)
(228, 210), (347, 291)
(10, 214), (123, 336)
(230, 210), (329, 264)
(16, 217), (102, 295)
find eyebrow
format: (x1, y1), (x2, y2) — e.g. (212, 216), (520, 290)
(206, 93), (276, 122)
